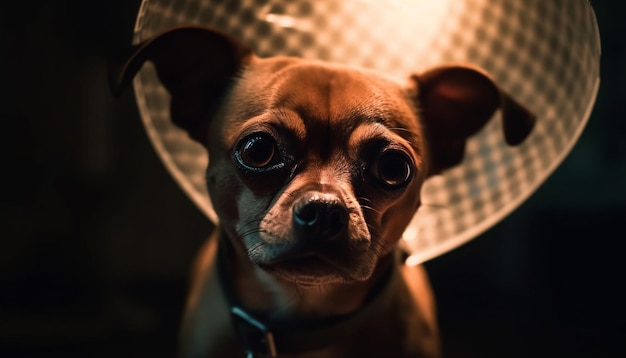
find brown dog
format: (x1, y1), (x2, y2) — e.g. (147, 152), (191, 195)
(113, 25), (535, 358)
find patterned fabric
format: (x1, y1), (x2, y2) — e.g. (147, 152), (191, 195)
(131, 0), (600, 265)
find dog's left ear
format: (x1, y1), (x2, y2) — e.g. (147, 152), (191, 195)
(411, 65), (536, 175)
(109, 26), (253, 146)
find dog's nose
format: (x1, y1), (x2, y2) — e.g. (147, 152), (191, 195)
(292, 192), (349, 242)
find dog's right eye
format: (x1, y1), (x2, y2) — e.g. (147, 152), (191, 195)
(369, 149), (414, 190)
(235, 133), (280, 170)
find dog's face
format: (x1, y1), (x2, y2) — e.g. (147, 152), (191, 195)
(114, 26), (535, 285)
(206, 58), (428, 284)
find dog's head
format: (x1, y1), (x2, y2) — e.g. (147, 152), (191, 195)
(113, 26), (535, 285)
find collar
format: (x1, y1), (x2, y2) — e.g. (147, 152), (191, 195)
(216, 240), (399, 357)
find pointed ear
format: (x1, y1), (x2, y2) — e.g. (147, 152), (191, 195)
(411, 65), (536, 175)
(109, 25), (253, 146)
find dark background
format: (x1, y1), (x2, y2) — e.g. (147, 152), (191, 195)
(1, 1), (624, 357)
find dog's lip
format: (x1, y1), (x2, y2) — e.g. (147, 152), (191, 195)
(261, 250), (324, 266)
(259, 252), (351, 277)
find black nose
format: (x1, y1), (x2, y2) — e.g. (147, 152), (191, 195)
(292, 192), (349, 242)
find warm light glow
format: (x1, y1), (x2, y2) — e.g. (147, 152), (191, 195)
(263, 0), (452, 78)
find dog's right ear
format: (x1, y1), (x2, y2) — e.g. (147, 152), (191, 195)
(109, 26), (253, 146)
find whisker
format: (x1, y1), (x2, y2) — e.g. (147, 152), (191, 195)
(357, 197), (382, 215)
(360, 205), (381, 215)
(387, 127), (415, 146)
(236, 218), (263, 234)
(387, 127), (413, 133)
(246, 241), (265, 256)
(365, 247), (381, 261)
(371, 240), (394, 261)
(236, 217), (272, 239)
(236, 227), (262, 239)
(365, 222), (380, 237)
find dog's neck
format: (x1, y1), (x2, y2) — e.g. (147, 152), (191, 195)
(219, 229), (394, 322)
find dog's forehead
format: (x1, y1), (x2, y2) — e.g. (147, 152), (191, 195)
(271, 61), (405, 122)
(236, 58), (420, 135)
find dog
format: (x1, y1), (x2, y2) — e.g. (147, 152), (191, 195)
(112, 25), (535, 358)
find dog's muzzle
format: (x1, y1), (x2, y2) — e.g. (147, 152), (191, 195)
(256, 189), (374, 282)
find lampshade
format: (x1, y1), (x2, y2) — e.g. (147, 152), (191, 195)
(130, 0), (600, 265)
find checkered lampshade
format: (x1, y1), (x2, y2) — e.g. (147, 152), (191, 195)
(130, 0), (600, 265)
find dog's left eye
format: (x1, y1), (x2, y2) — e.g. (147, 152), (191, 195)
(235, 132), (280, 170)
(371, 149), (414, 189)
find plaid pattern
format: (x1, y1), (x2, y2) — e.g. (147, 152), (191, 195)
(131, 0), (600, 265)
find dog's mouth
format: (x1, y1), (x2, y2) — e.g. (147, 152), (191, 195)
(256, 248), (373, 284)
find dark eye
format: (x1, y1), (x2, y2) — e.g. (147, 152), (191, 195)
(372, 150), (414, 189)
(235, 133), (278, 169)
